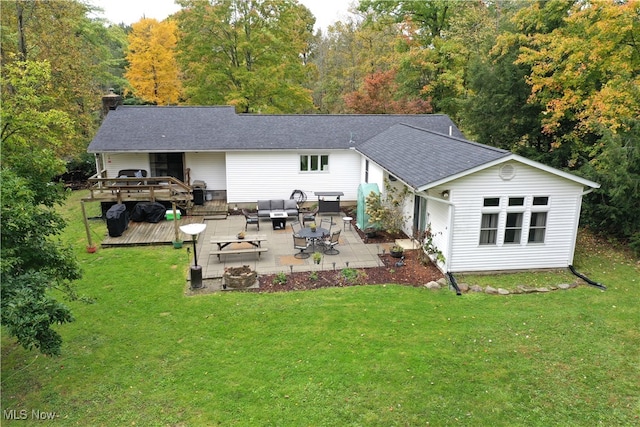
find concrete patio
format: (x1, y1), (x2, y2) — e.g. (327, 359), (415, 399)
(194, 213), (405, 280)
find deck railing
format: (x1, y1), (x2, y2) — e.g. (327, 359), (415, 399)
(86, 175), (193, 203)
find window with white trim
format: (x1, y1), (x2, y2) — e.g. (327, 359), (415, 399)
(504, 212), (523, 243)
(528, 196), (550, 243)
(504, 197), (525, 244)
(478, 196), (550, 246)
(479, 197), (501, 245)
(300, 155), (329, 172)
(480, 213), (499, 245)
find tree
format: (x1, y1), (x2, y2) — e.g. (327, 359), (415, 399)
(1, 0), (125, 158)
(514, 0), (640, 246)
(1, 60), (76, 189)
(175, 0), (316, 112)
(1, 60), (82, 356)
(125, 18), (183, 105)
(344, 69), (432, 113)
(359, 0), (490, 119)
(311, 10), (402, 113)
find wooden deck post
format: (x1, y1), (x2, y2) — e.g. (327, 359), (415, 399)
(81, 201), (95, 252)
(172, 202), (180, 243)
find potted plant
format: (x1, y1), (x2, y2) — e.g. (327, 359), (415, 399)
(390, 244), (404, 258)
(309, 222), (317, 232)
(312, 251), (322, 264)
(236, 230), (246, 239)
(172, 240), (183, 249)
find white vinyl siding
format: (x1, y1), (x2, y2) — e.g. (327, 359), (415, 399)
(102, 153), (149, 178)
(184, 152), (226, 190)
(226, 150), (361, 203)
(433, 162), (586, 272)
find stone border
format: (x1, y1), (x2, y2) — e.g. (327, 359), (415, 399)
(424, 278), (582, 295)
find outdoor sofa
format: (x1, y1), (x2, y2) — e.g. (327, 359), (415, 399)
(256, 199), (299, 219)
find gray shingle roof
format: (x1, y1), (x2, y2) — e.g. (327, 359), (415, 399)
(87, 105), (465, 152)
(356, 124), (510, 189)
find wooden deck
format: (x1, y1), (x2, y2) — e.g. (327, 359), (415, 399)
(102, 216), (204, 247)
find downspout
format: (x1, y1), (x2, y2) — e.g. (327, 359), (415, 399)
(568, 265), (606, 290)
(446, 272), (462, 296)
(568, 187), (596, 269)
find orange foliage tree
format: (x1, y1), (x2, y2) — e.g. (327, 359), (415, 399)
(344, 69), (432, 114)
(125, 18), (183, 105)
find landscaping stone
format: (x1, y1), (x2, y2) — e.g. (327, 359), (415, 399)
(425, 281), (441, 290)
(517, 285), (536, 293)
(498, 288), (510, 295)
(485, 286), (498, 294)
(470, 285), (483, 293)
(457, 282), (470, 293)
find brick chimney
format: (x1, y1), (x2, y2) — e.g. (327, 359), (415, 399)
(101, 89), (122, 117)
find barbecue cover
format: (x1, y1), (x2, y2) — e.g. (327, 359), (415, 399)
(131, 202), (167, 223)
(106, 204), (129, 237)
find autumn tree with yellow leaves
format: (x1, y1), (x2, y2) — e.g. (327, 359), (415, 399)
(125, 18), (183, 105)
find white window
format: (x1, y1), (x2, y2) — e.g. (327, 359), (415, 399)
(478, 196), (550, 246)
(504, 197), (525, 244)
(300, 155), (329, 172)
(504, 212), (523, 244)
(528, 196), (549, 243)
(479, 197), (501, 245)
(528, 212), (547, 243)
(480, 213), (499, 245)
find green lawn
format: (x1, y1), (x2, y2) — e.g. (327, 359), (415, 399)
(2, 191), (639, 426)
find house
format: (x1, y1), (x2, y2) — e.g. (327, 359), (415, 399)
(87, 104), (599, 273)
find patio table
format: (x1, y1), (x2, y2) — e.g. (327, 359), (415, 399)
(298, 227), (330, 251)
(209, 234), (268, 261)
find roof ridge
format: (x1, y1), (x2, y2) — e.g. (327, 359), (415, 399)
(117, 105), (235, 109)
(240, 113), (452, 118)
(397, 123), (509, 154)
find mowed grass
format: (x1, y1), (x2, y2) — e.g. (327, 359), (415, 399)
(2, 191), (639, 426)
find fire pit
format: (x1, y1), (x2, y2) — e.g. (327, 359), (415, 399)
(223, 265), (258, 289)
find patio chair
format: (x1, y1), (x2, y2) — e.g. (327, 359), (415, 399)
(320, 217), (332, 233)
(301, 206), (319, 226)
(290, 220), (302, 235)
(321, 229), (341, 255)
(293, 234), (311, 259)
(242, 208), (259, 231)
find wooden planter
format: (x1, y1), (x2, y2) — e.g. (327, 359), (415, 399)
(223, 265), (258, 289)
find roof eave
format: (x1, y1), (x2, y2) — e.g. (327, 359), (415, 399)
(415, 154), (600, 192)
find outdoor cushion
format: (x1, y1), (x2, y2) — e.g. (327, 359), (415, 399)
(257, 200), (271, 210)
(270, 199), (285, 211)
(257, 200), (272, 217)
(284, 199), (298, 216)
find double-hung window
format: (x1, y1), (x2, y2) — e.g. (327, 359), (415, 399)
(478, 196), (550, 246)
(300, 155), (328, 172)
(479, 197), (500, 245)
(528, 197), (549, 243)
(504, 197), (525, 244)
